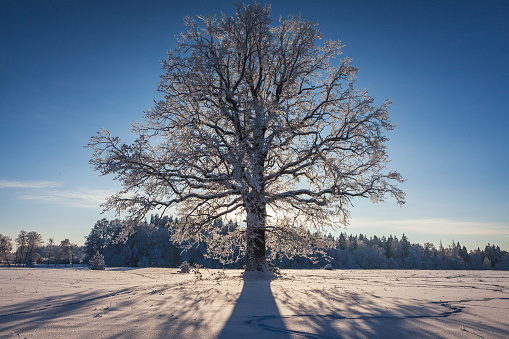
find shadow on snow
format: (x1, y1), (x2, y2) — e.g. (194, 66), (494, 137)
(1, 269), (508, 338)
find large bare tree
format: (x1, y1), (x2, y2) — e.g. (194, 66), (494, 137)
(88, 3), (404, 271)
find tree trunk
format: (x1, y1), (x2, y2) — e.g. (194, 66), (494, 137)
(245, 199), (269, 271)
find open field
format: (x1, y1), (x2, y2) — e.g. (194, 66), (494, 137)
(0, 267), (508, 338)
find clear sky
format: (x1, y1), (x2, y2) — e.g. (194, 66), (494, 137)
(1, 0), (508, 251)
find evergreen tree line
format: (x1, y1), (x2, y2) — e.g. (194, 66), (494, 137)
(82, 216), (509, 270)
(287, 233), (509, 270)
(2, 217), (508, 270)
(82, 217), (238, 268)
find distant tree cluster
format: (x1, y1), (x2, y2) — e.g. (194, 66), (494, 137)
(0, 232), (82, 267)
(0, 234), (13, 267)
(79, 217), (509, 270)
(1, 220), (508, 271)
(283, 233), (509, 270)
(82, 217), (242, 268)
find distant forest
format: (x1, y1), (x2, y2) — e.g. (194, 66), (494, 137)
(1, 216), (508, 270)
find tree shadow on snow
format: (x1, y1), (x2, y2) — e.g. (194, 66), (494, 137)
(0, 288), (135, 337)
(0, 280), (234, 339)
(1, 270), (508, 338)
(219, 273), (291, 338)
(221, 272), (509, 339)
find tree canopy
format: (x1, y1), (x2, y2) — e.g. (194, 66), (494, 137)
(88, 2), (404, 271)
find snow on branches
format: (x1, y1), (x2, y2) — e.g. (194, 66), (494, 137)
(87, 2), (405, 271)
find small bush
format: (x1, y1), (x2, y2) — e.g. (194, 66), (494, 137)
(89, 252), (105, 270)
(191, 263), (203, 280)
(179, 261), (190, 273)
(211, 269), (228, 280)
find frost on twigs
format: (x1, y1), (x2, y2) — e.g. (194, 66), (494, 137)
(211, 269), (229, 281)
(191, 264), (203, 280)
(86, 2), (405, 272)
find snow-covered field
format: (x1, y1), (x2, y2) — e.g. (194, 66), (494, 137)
(0, 268), (508, 338)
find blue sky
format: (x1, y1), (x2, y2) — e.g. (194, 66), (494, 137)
(1, 0), (508, 250)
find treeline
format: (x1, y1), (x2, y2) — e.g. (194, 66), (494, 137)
(82, 216), (509, 270)
(305, 233), (509, 270)
(82, 217), (233, 268)
(0, 232), (82, 267)
(1, 216), (508, 270)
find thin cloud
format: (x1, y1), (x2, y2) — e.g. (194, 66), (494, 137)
(0, 180), (61, 189)
(350, 218), (509, 236)
(17, 189), (113, 208)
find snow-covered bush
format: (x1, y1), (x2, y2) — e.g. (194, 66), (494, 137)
(179, 261), (190, 273)
(89, 252), (105, 270)
(211, 269), (228, 280)
(192, 264), (203, 280)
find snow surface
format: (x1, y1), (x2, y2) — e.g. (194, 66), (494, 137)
(1, 267), (508, 338)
